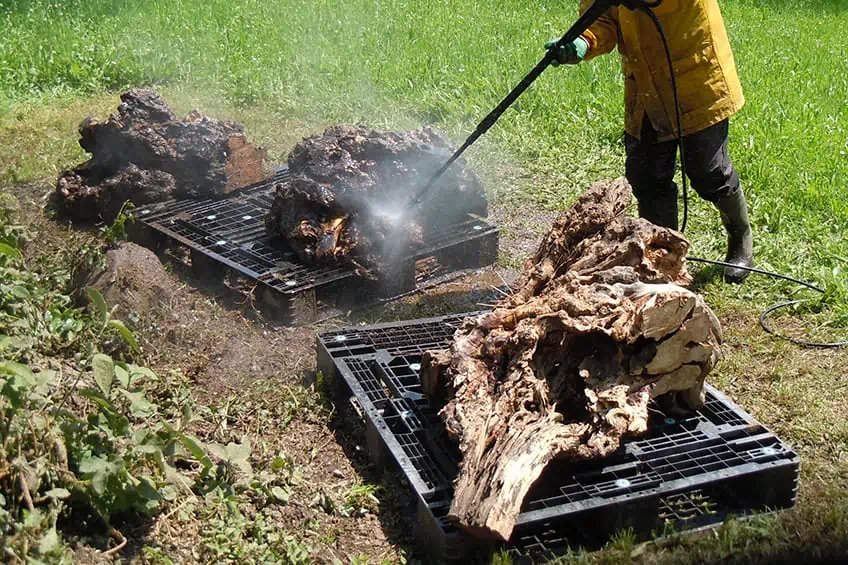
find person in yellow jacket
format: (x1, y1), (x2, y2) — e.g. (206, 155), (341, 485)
(547, 0), (753, 283)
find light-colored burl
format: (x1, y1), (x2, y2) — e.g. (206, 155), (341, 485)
(421, 178), (722, 541)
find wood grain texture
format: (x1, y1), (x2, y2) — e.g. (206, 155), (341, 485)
(421, 178), (722, 541)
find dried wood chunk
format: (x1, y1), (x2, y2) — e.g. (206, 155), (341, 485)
(55, 89), (267, 222)
(265, 125), (487, 276)
(422, 178), (722, 540)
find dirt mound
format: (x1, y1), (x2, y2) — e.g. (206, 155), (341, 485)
(55, 89), (268, 222)
(75, 241), (175, 320)
(265, 124), (487, 275)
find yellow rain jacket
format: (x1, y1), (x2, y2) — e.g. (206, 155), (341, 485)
(579, 0), (744, 141)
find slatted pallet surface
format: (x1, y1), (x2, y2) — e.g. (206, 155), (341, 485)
(128, 169), (499, 324)
(317, 312), (800, 563)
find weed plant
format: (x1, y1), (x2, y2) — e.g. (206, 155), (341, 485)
(0, 195), (320, 561)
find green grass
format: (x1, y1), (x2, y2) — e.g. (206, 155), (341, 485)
(1, 1), (845, 304)
(1, 0), (847, 562)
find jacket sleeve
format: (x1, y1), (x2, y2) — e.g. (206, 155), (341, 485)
(578, 1), (619, 59)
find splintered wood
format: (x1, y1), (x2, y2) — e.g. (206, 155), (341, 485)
(420, 178), (722, 541)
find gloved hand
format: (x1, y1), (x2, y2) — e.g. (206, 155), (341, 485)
(545, 36), (589, 66)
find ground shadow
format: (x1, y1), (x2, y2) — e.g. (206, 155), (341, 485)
(152, 245), (274, 323)
(688, 262), (724, 292)
(325, 391), (510, 565)
(56, 498), (157, 563)
(326, 398), (428, 562)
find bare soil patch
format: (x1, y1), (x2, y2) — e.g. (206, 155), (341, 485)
(487, 204), (557, 268)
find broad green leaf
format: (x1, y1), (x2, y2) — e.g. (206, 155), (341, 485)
(79, 388), (117, 415)
(226, 439), (251, 463)
(79, 455), (110, 475)
(0, 361), (35, 407)
(136, 497), (161, 514)
(112, 414), (131, 437)
(206, 440), (253, 475)
(160, 484), (178, 501)
(10, 335), (33, 350)
(181, 403), (193, 426)
(162, 463), (194, 493)
(206, 442), (228, 461)
(86, 287), (109, 324)
(91, 470), (109, 495)
(0, 242), (21, 259)
(137, 476), (163, 503)
(233, 459), (253, 476)
(118, 388), (157, 418)
(87, 412), (115, 440)
(115, 364), (130, 388)
(0, 334), (31, 352)
(38, 527), (60, 554)
(177, 433), (213, 470)
(10, 285), (30, 299)
(16, 459), (39, 495)
(44, 488), (71, 500)
(226, 440), (253, 475)
(32, 369), (56, 397)
(163, 440), (186, 458)
(271, 486), (290, 503)
(132, 428), (151, 444)
(23, 507), (43, 528)
(109, 319), (139, 353)
(79, 455), (113, 496)
(127, 364), (157, 380)
(0, 360), (34, 380)
(91, 354), (114, 396)
(272, 453), (290, 472)
(135, 445), (162, 455)
(33, 369), (56, 386)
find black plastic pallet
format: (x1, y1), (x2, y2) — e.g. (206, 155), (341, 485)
(316, 312), (800, 563)
(128, 170), (499, 325)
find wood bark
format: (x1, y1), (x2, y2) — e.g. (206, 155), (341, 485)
(55, 89), (267, 222)
(420, 178), (722, 541)
(265, 125), (487, 276)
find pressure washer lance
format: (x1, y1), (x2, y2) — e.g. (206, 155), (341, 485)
(408, 0), (665, 209)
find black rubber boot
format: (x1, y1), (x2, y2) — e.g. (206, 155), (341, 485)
(715, 188), (753, 283)
(636, 183), (678, 230)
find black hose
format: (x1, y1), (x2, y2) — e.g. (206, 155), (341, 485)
(686, 257), (824, 293)
(687, 258), (847, 348)
(640, 8), (846, 349)
(760, 301), (848, 348)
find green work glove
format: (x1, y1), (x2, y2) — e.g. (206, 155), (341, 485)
(545, 36), (589, 66)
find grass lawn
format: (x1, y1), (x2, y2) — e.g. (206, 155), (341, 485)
(1, 0), (846, 563)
